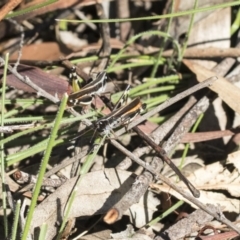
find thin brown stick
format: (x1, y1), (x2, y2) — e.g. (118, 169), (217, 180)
(104, 172), (152, 224)
(132, 125), (200, 198)
(163, 96), (209, 154)
(181, 128), (240, 143)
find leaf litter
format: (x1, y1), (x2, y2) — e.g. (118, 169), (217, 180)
(1, 0), (240, 240)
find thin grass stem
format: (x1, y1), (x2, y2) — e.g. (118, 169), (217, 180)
(21, 94), (68, 240)
(0, 53), (9, 238)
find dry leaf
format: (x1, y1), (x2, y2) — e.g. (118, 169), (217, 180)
(191, 162), (240, 197)
(0, 64), (69, 98)
(155, 161), (240, 213)
(10, 42), (67, 61)
(186, 8), (230, 69)
(170, 0), (231, 42)
(183, 59), (240, 115)
(30, 169), (159, 239)
(157, 186), (239, 213)
(174, 2), (231, 71)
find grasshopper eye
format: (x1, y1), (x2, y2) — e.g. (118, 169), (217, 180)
(141, 103), (147, 112)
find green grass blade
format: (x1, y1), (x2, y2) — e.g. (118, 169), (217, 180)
(6, 138), (64, 167)
(55, 188), (77, 240)
(179, 113), (204, 171)
(57, 1), (240, 23)
(151, 0), (175, 78)
(109, 30), (180, 69)
(130, 75), (180, 96)
(3, 98), (47, 105)
(231, 8), (240, 35)
(108, 60), (162, 72)
(4, 102), (34, 119)
(38, 223), (48, 240)
(179, 0), (198, 61)
(144, 94), (169, 109)
(132, 86), (177, 97)
(80, 136), (106, 175)
(21, 93), (68, 240)
(1, 53), (9, 238)
(64, 54), (164, 73)
(11, 200), (21, 240)
(147, 200), (184, 226)
(0, 112), (96, 146)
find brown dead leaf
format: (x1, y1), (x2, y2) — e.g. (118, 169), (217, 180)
(30, 169), (159, 239)
(10, 42), (68, 61)
(10, 39), (125, 62)
(0, 64), (69, 98)
(181, 129), (240, 143)
(183, 59), (240, 115)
